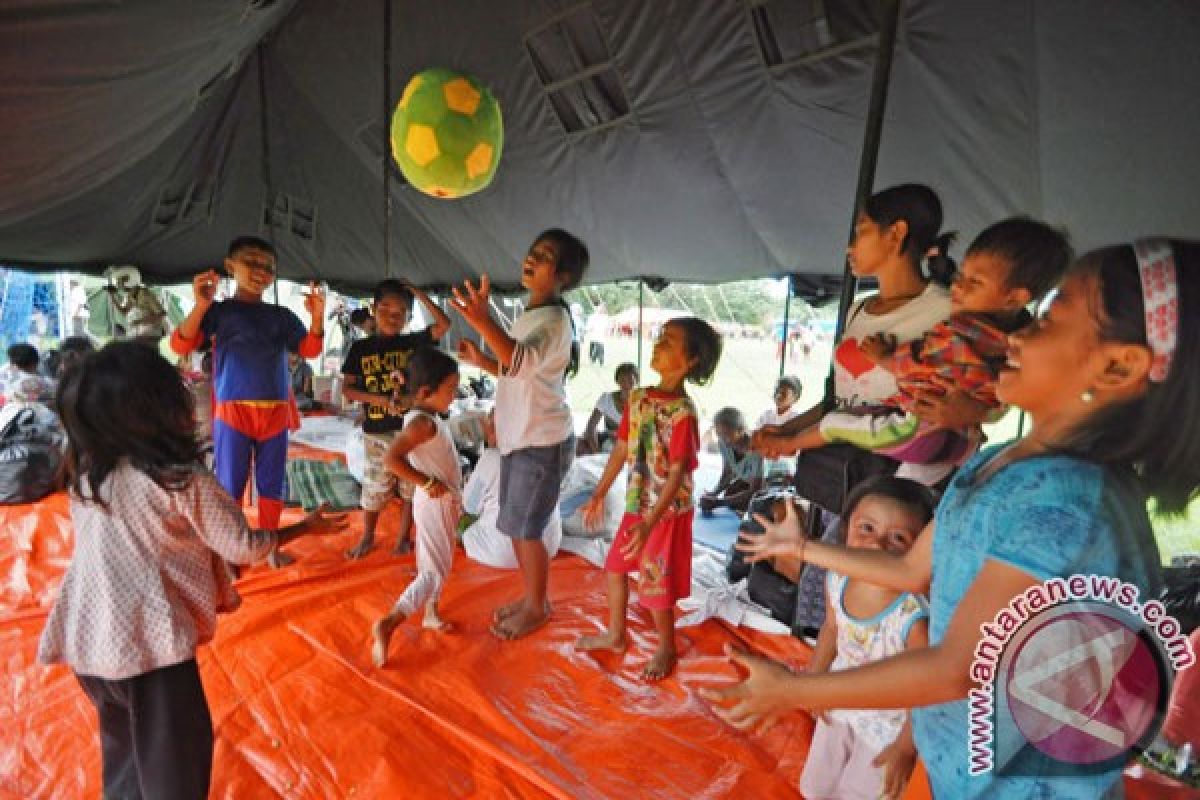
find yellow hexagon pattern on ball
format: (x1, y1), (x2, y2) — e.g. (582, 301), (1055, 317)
(405, 124), (439, 167)
(442, 77), (481, 115)
(390, 67), (504, 199)
(465, 142), (494, 180)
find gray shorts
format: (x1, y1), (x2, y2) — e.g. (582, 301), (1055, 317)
(497, 437), (574, 541)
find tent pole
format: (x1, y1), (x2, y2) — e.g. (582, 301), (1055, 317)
(780, 275), (791, 379)
(256, 45), (278, 297)
(381, 0), (393, 279)
(832, 0), (903, 343)
(637, 279), (644, 373)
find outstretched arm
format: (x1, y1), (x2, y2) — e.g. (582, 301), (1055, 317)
(700, 558), (1039, 727)
(738, 500), (934, 594)
(451, 276), (517, 368)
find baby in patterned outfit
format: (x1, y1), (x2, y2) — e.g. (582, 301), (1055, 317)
(800, 476), (935, 800)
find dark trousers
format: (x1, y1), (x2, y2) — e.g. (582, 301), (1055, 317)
(588, 341), (605, 365)
(75, 659), (213, 800)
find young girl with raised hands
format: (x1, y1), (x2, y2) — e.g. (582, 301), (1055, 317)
(372, 346), (464, 666)
(800, 476), (935, 800)
(38, 342), (334, 800)
(575, 317), (722, 680)
(451, 229), (588, 640)
(704, 239), (1200, 798)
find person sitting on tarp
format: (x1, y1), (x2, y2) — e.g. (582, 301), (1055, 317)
(579, 362), (638, 455)
(698, 407), (763, 516)
(0, 343), (55, 408)
(289, 351), (317, 411)
(460, 411), (562, 569)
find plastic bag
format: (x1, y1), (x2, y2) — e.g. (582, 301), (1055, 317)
(0, 406), (65, 505)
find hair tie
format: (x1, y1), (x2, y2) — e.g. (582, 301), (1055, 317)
(1133, 238), (1179, 383)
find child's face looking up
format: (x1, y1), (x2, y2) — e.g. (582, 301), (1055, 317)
(373, 294), (412, 336)
(845, 495), (924, 555)
(951, 252), (1031, 314)
(521, 238), (563, 296)
(225, 247), (277, 297)
(649, 322), (694, 383)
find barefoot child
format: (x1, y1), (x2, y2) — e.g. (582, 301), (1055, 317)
(341, 280), (452, 559)
(372, 347), (463, 666)
(576, 317), (722, 680)
(38, 342), (334, 799)
(170, 235), (325, 567)
(800, 476), (934, 800)
(451, 229), (588, 640)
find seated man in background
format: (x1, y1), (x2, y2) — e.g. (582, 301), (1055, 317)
(460, 412), (562, 569)
(698, 407), (763, 516)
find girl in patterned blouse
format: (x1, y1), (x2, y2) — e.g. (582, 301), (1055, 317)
(39, 341), (334, 800)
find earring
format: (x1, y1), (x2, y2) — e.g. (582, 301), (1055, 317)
(1081, 389), (1095, 404)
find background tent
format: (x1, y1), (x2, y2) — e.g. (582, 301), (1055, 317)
(0, 1), (1197, 293)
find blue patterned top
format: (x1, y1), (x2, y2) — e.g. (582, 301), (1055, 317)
(913, 444), (1162, 799)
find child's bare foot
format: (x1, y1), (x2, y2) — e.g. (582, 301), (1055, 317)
(372, 613), (405, 667)
(346, 531), (375, 560)
(268, 548), (296, 568)
(421, 606), (453, 632)
(491, 602), (550, 640)
(493, 597), (551, 624)
(574, 629), (628, 653)
(391, 537), (413, 556)
(642, 646), (677, 681)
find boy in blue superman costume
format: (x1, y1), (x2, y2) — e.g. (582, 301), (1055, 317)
(171, 236), (325, 567)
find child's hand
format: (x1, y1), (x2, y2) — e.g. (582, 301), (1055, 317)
(872, 731), (917, 800)
(457, 339), (487, 369)
(736, 498), (805, 563)
(698, 645), (800, 734)
(619, 519), (651, 561)
(450, 275), (492, 328)
(580, 494), (606, 531)
(425, 478), (448, 499)
(859, 332), (897, 363)
(193, 269), (220, 308)
(304, 280), (326, 320)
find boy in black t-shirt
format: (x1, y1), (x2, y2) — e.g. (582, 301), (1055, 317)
(342, 280), (451, 558)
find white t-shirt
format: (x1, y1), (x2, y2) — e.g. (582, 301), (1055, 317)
(833, 284), (952, 409)
(494, 304), (574, 455)
(462, 448), (562, 569)
(594, 391), (622, 429)
(757, 406), (801, 429)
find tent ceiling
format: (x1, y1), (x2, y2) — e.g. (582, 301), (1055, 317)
(0, 1), (1197, 293)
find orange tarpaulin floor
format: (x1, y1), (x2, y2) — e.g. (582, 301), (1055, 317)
(2, 491), (821, 799)
(2, 475), (1192, 797)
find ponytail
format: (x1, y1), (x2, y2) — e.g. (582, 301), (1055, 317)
(925, 231), (959, 288)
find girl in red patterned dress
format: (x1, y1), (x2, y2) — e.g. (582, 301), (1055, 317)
(576, 317), (722, 680)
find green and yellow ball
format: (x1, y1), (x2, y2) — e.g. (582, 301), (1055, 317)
(390, 68), (503, 199)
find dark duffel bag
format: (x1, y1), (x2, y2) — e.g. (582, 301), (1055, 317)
(792, 443), (898, 518)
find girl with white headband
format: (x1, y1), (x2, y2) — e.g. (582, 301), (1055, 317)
(704, 239), (1199, 799)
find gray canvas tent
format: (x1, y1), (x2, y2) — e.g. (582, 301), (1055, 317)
(1, 0), (1197, 294)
